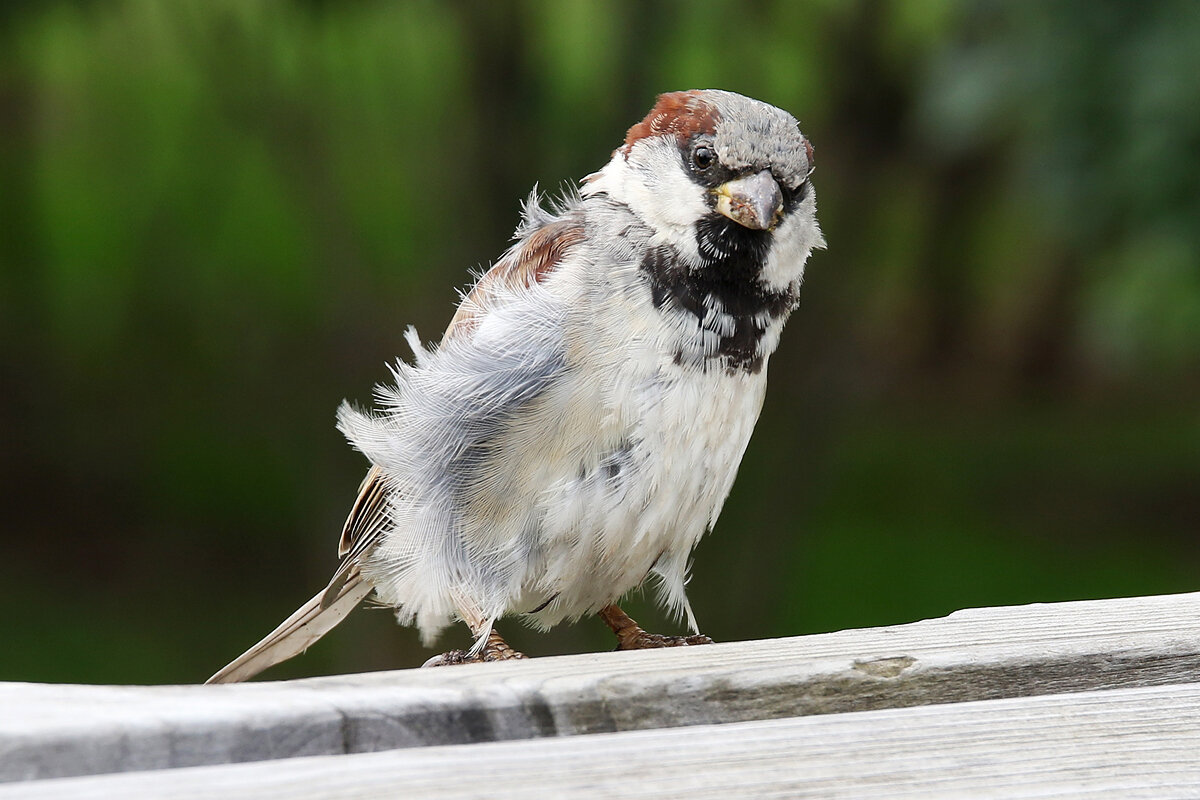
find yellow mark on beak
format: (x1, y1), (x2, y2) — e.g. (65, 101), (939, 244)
(713, 170), (784, 231)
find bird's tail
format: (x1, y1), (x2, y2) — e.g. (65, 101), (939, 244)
(206, 572), (373, 684)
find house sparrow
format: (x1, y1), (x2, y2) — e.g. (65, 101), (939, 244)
(208, 89), (822, 683)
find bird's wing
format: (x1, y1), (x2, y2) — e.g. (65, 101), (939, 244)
(337, 465), (390, 558)
(320, 465), (390, 607)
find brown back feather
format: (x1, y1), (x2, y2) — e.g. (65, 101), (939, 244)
(443, 218), (585, 341)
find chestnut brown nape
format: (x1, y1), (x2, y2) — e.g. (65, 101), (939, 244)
(621, 90), (721, 156)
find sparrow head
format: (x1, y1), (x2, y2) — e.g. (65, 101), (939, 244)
(585, 90), (821, 291)
(579, 91), (822, 374)
(622, 90), (813, 228)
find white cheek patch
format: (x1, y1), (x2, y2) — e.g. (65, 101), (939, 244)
(585, 139), (710, 241)
(759, 192), (823, 291)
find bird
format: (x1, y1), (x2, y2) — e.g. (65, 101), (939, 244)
(208, 89), (822, 683)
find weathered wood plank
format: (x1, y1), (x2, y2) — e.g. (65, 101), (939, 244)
(2, 591), (1198, 783)
(5, 682), (1200, 799)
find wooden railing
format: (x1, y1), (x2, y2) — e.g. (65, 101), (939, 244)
(3, 592), (1199, 797)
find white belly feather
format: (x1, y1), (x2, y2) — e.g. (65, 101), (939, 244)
(526, 344), (768, 631)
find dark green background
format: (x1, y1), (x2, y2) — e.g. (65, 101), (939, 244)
(1, 0), (1197, 685)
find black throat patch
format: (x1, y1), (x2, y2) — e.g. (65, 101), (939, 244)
(641, 216), (798, 374)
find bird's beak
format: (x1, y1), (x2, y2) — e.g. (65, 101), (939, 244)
(713, 169), (783, 231)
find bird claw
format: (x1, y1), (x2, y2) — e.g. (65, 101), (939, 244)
(598, 604), (714, 651)
(421, 650), (471, 668)
(422, 630), (528, 667)
(615, 631), (714, 650)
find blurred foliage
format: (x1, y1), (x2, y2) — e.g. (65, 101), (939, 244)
(0, 0), (1196, 685)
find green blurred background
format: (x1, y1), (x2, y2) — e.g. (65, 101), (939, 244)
(1, 0), (1197, 685)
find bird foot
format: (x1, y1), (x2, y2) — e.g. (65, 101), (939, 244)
(422, 630), (528, 667)
(598, 604), (714, 651)
(615, 630), (714, 650)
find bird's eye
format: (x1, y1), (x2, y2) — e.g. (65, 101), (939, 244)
(692, 144), (716, 171)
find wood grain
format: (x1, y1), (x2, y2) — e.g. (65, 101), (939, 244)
(2, 591), (1198, 784)
(5, 682), (1199, 799)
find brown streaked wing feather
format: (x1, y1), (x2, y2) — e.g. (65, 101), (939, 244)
(320, 466), (389, 608)
(338, 465), (389, 557)
(443, 219), (585, 342)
